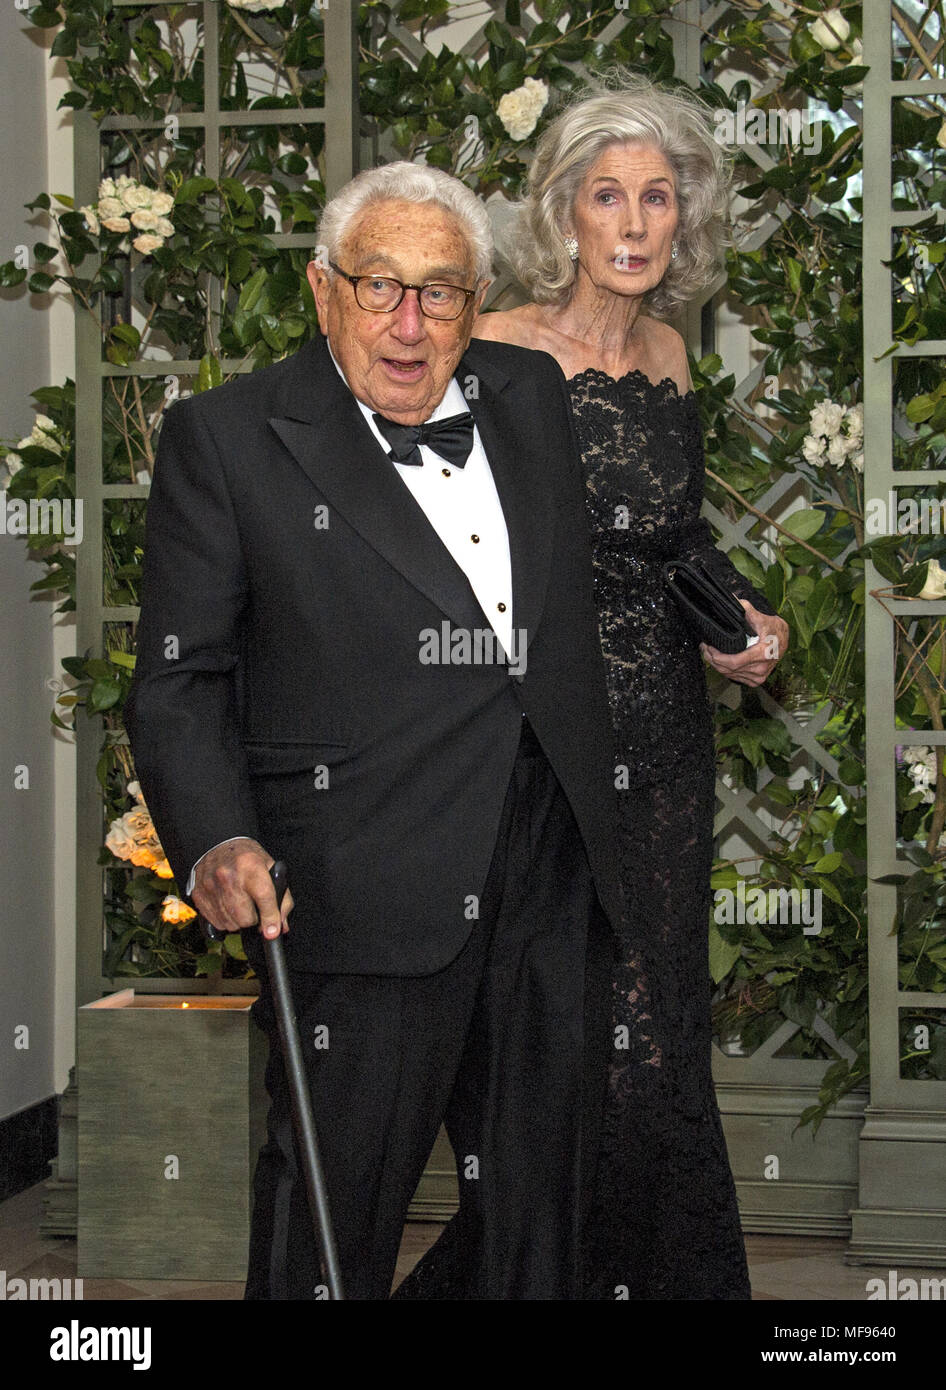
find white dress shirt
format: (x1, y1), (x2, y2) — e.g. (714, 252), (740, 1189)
(186, 340), (515, 896)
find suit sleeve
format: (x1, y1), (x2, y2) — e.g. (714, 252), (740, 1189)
(676, 412), (776, 617)
(124, 398), (261, 894)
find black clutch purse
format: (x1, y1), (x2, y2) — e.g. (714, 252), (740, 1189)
(663, 558), (757, 655)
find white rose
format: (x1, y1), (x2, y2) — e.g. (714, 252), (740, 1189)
(809, 9), (850, 51)
(131, 209), (160, 232)
(809, 400), (844, 439)
(844, 402), (863, 441)
(849, 449), (863, 473)
(802, 435), (825, 465)
(919, 557), (946, 600)
(132, 233), (164, 255)
(151, 191), (174, 216)
(521, 76), (549, 116)
(2, 452), (23, 488)
(227, 0), (285, 9)
(32, 424), (62, 455)
(97, 178), (117, 199)
(498, 79), (548, 141)
(34, 414), (55, 432)
(101, 215), (132, 233)
(121, 183), (152, 211)
(80, 204), (100, 236)
(105, 813), (136, 860)
(155, 217), (175, 238)
(827, 434), (848, 468)
(97, 197), (124, 219)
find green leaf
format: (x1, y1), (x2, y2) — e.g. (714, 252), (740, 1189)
(88, 677), (122, 712)
(781, 508), (825, 541)
(223, 933), (247, 961)
(807, 576), (839, 631)
(175, 176), (217, 204)
(28, 271), (55, 293)
(238, 266), (268, 313)
(813, 851), (843, 874)
(708, 920), (741, 984)
(0, 262), (28, 288)
(197, 354), (223, 393)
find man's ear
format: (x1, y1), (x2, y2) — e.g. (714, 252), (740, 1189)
(306, 260), (331, 334)
(473, 278), (492, 315)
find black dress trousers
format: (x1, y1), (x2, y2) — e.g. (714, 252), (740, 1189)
(243, 717), (612, 1301)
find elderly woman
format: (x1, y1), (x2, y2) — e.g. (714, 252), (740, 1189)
(396, 76), (789, 1301)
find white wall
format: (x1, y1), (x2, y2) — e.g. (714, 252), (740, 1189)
(0, 5), (58, 1120)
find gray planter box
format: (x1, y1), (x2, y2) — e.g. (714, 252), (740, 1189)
(714, 1024), (868, 1236)
(78, 989), (266, 1281)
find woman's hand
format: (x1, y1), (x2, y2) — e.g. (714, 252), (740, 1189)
(700, 600), (789, 687)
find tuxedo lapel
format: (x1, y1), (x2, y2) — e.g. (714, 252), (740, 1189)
(268, 336), (487, 635)
(268, 334), (554, 646)
(460, 341), (554, 649)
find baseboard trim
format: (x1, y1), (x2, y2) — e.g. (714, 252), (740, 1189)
(0, 1096), (58, 1201)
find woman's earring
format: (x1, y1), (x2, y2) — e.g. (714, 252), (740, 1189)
(563, 234), (579, 260)
(670, 240), (679, 260)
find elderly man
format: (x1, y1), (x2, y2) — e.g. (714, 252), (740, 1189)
(125, 162), (622, 1301)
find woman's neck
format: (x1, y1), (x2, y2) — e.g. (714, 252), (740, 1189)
(539, 275), (647, 372)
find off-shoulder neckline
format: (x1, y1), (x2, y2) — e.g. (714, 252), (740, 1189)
(566, 365), (696, 402)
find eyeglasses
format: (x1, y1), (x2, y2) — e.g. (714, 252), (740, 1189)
(329, 260), (477, 321)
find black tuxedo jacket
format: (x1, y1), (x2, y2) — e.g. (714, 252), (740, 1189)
(125, 332), (623, 974)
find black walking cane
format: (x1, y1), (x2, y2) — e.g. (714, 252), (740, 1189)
(203, 861), (345, 1299)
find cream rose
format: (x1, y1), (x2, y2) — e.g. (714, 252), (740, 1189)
(809, 9), (850, 51)
(132, 233), (164, 255)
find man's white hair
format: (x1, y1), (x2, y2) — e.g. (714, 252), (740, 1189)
(318, 161), (493, 283)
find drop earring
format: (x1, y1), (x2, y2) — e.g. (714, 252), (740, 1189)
(670, 240), (679, 260)
(563, 234), (579, 260)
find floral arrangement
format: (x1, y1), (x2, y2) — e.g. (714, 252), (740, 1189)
(802, 401), (864, 473)
(79, 177), (175, 256)
(104, 781), (172, 880)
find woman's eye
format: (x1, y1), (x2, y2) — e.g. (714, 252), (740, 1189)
(645, 192), (668, 204)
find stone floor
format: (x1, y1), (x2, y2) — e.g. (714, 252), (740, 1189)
(0, 1181), (939, 1300)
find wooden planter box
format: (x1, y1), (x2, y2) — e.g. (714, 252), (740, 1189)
(78, 990), (266, 1281)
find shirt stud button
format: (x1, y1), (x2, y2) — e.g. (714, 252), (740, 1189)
(441, 467), (451, 477)
(497, 602), (507, 613)
(471, 534), (480, 543)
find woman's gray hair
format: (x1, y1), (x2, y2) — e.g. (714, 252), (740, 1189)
(506, 72), (731, 317)
(318, 160), (494, 284)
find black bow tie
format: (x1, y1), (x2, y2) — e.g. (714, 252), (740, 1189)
(373, 410), (475, 469)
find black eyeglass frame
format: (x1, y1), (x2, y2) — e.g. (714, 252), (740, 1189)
(328, 260), (478, 321)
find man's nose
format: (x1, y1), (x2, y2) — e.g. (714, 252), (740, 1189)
(389, 288), (427, 340)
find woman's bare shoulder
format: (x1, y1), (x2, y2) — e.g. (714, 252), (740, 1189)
(638, 317), (692, 394)
(471, 303), (545, 349)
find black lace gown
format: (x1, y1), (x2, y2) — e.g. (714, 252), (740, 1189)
(394, 369), (773, 1301)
